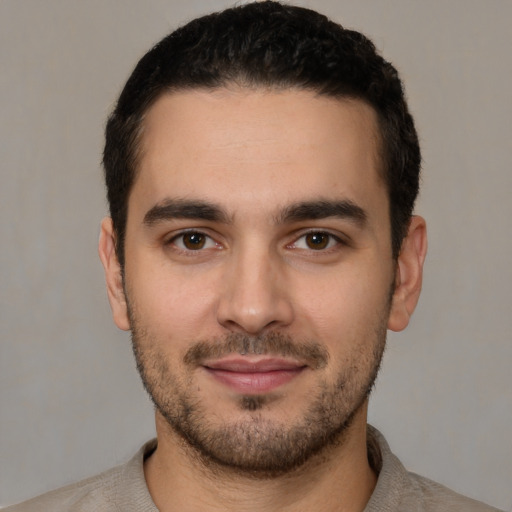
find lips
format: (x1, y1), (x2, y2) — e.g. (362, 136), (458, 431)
(203, 357), (306, 394)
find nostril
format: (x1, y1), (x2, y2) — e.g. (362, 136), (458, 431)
(217, 298), (294, 335)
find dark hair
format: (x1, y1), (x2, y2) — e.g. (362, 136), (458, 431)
(103, 0), (420, 266)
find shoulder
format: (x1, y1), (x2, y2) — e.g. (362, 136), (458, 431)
(3, 440), (158, 512)
(401, 471), (504, 512)
(2, 466), (123, 512)
(365, 426), (504, 512)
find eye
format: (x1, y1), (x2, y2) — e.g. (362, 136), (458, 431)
(170, 231), (218, 251)
(291, 231), (340, 251)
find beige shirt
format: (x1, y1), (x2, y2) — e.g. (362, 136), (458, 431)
(4, 426), (503, 511)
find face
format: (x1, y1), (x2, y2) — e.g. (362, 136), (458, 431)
(100, 88), (425, 475)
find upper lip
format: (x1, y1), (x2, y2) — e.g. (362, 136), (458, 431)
(203, 356), (307, 373)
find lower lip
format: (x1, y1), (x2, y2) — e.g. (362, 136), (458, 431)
(205, 368), (305, 394)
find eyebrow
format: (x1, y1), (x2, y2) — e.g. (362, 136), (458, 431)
(143, 198), (230, 226)
(278, 199), (367, 226)
(143, 197), (367, 228)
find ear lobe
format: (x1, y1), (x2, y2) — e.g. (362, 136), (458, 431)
(387, 216), (427, 332)
(98, 217), (131, 331)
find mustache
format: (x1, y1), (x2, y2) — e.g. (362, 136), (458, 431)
(183, 332), (329, 370)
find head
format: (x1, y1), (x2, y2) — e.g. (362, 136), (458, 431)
(103, 0), (420, 269)
(99, 1), (426, 476)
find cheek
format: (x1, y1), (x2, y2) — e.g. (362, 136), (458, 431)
(126, 264), (219, 344)
(293, 266), (391, 342)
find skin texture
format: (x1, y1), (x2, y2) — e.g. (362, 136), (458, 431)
(99, 88), (427, 512)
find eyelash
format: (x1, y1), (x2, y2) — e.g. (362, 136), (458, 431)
(288, 231), (344, 252)
(166, 229), (345, 254)
(167, 230), (220, 253)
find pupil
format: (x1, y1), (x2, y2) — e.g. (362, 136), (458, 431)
(184, 233), (205, 249)
(306, 232), (328, 250)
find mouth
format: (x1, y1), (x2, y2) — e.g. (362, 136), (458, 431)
(202, 356), (307, 394)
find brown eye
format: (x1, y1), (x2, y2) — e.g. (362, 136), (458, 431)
(182, 232), (206, 250)
(305, 232), (330, 250)
(169, 231), (219, 253)
(174, 231), (210, 251)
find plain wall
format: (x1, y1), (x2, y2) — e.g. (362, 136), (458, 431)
(1, 1), (511, 509)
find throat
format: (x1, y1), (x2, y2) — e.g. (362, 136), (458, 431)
(144, 408), (377, 512)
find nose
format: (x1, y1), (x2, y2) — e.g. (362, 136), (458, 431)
(216, 244), (294, 335)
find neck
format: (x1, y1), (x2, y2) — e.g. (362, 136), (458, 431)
(144, 403), (377, 512)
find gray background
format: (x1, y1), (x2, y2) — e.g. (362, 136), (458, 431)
(1, 0), (511, 509)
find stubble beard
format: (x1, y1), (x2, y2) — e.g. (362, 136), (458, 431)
(129, 306), (389, 478)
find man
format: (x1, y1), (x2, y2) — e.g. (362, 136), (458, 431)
(5, 2), (502, 511)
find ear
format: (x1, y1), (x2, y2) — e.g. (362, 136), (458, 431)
(98, 217), (131, 331)
(387, 216), (427, 332)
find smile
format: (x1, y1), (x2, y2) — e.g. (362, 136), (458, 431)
(203, 357), (307, 394)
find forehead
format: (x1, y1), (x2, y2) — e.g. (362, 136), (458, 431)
(133, 88), (386, 221)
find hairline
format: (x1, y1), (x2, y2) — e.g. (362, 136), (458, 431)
(129, 82), (389, 204)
